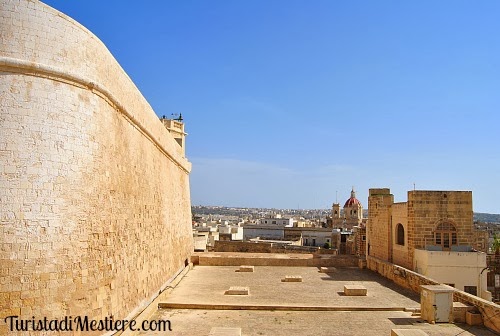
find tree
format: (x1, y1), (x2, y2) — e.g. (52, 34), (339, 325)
(492, 234), (500, 255)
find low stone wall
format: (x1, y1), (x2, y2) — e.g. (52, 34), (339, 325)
(214, 240), (337, 254)
(215, 241), (273, 253)
(453, 290), (500, 333)
(193, 252), (358, 267)
(367, 256), (499, 333)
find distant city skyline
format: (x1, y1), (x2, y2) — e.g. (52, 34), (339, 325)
(43, 0), (500, 213)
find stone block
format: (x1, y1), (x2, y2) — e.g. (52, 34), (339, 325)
(320, 267), (336, 273)
(344, 285), (367, 296)
(209, 327), (241, 336)
(465, 311), (482, 326)
(237, 265), (254, 272)
(281, 276), (302, 282)
(453, 302), (473, 323)
(391, 329), (429, 336)
(224, 287), (249, 295)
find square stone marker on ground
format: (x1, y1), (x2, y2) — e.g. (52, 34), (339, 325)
(344, 284), (367, 296)
(320, 267), (336, 273)
(224, 286), (250, 295)
(391, 329), (428, 336)
(237, 265), (254, 272)
(209, 327), (242, 336)
(281, 275), (303, 282)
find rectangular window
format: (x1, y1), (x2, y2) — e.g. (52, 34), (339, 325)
(362, 235), (366, 241)
(452, 233), (457, 245)
(436, 234), (442, 245)
(272, 221), (276, 224)
(464, 286), (477, 296)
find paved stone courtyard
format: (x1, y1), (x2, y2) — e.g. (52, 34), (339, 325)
(160, 266), (420, 309)
(137, 266), (497, 335)
(142, 310), (495, 336)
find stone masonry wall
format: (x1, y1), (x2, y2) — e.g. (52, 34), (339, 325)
(0, 0), (193, 333)
(407, 191), (474, 265)
(391, 202), (410, 269)
(367, 188), (394, 262)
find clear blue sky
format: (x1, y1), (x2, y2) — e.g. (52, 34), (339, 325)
(43, 0), (500, 213)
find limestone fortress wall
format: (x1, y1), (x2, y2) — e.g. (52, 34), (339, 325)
(0, 0), (193, 329)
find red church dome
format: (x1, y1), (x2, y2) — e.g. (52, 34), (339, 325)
(344, 188), (362, 208)
(344, 197), (361, 207)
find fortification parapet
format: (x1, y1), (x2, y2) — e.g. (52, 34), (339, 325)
(0, 0), (193, 332)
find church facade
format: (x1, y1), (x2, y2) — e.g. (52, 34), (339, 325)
(330, 188), (364, 230)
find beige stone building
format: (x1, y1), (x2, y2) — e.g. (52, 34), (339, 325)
(367, 188), (491, 299)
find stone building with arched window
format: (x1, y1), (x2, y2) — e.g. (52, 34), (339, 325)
(366, 188), (491, 300)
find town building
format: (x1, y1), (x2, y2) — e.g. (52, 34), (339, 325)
(259, 217), (294, 226)
(367, 188), (491, 300)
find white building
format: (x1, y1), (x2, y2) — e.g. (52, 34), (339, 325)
(243, 224), (285, 241)
(414, 249), (490, 299)
(259, 217), (294, 226)
(300, 228), (333, 247)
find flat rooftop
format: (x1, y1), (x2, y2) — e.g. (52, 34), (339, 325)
(138, 265), (496, 335)
(161, 266), (419, 309)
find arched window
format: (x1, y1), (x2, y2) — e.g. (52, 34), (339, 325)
(396, 224), (405, 246)
(434, 221), (457, 250)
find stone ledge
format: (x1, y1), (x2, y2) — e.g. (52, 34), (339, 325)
(157, 302), (407, 311)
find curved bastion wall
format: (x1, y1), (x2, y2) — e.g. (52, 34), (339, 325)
(0, 0), (193, 330)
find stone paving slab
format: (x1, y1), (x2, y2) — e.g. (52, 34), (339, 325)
(138, 309), (497, 336)
(391, 329), (429, 336)
(344, 284), (367, 296)
(281, 275), (303, 282)
(209, 327), (242, 336)
(225, 286), (250, 295)
(237, 265), (254, 272)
